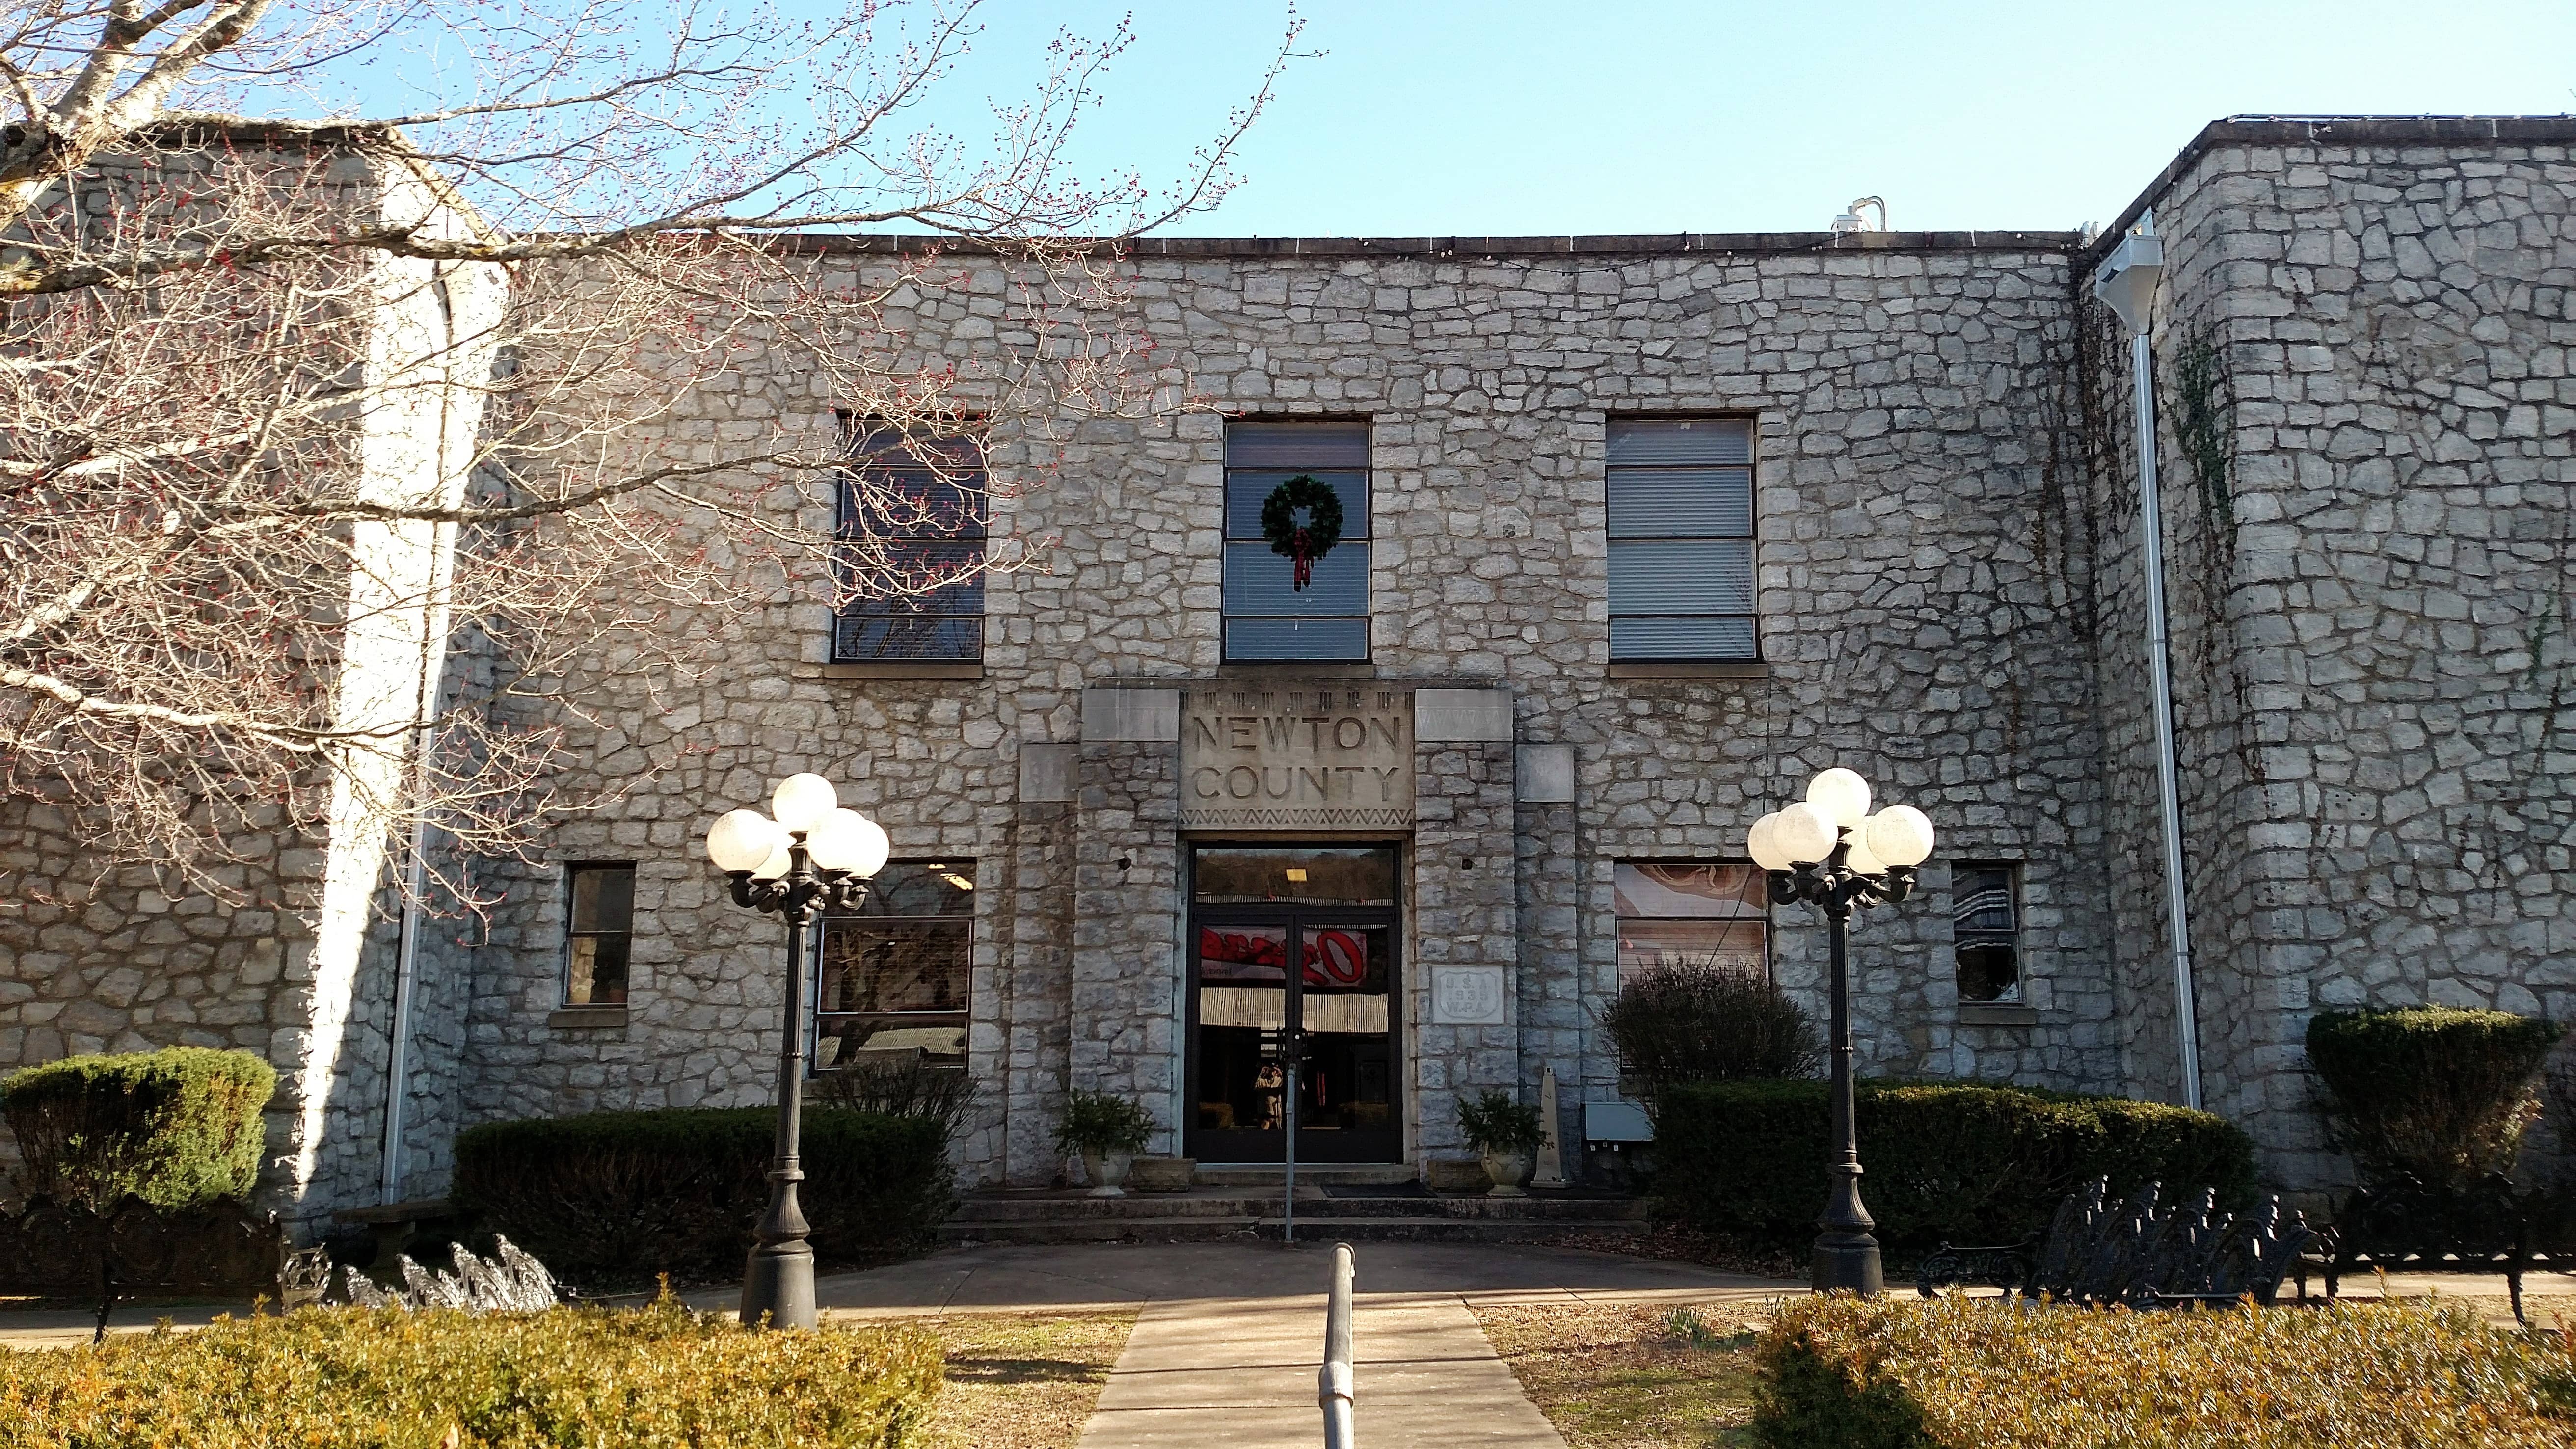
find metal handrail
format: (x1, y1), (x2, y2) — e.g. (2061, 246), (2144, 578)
(1319, 1241), (1356, 1448)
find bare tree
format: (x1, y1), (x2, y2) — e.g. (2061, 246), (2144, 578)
(0, 1), (1296, 904)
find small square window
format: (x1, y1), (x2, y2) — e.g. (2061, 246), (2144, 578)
(815, 861), (975, 1073)
(564, 863), (635, 1006)
(1953, 863), (2021, 1004)
(1612, 862), (1770, 984)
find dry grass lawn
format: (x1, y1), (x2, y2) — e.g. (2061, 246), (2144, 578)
(908, 1310), (1139, 1449)
(1472, 1301), (1767, 1449)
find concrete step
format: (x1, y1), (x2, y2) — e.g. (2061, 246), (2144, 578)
(949, 1192), (1645, 1225)
(936, 1214), (1646, 1247)
(1192, 1164), (1417, 1187)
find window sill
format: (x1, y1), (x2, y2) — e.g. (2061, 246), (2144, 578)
(819, 661), (985, 680)
(1216, 660), (1377, 674)
(547, 1006), (630, 1029)
(1957, 1002), (2037, 1027)
(1609, 661), (1770, 680)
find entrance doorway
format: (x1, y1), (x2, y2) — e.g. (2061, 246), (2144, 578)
(1186, 844), (1400, 1164)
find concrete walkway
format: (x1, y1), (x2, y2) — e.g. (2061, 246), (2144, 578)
(796, 1239), (1795, 1447)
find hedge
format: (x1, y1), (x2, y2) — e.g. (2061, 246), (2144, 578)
(1653, 1080), (2255, 1259)
(0, 1046), (275, 1211)
(1753, 1294), (2576, 1449)
(0, 1297), (942, 1448)
(451, 1106), (954, 1287)
(2307, 1006), (2565, 1188)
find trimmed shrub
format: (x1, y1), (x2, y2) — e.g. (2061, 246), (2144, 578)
(1753, 1293), (2576, 1449)
(0, 1296), (943, 1447)
(1, 1046), (275, 1210)
(2307, 1006), (2565, 1187)
(1600, 959), (1821, 1093)
(1654, 1080), (2254, 1259)
(451, 1106), (952, 1287)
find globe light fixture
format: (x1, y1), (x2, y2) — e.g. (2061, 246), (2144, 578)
(1744, 767), (1938, 1297)
(702, 776), (887, 1330)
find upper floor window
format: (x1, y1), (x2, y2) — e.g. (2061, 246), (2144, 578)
(1953, 862), (2022, 1003)
(1612, 862), (1769, 984)
(1223, 421), (1369, 661)
(815, 861), (975, 1071)
(833, 424), (987, 663)
(1606, 418), (1757, 661)
(564, 862), (635, 1006)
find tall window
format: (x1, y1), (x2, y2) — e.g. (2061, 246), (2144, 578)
(1223, 421), (1369, 661)
(1953, 863), (2022, 1003)
(564, 863), (635, 1006)
(815, 861), (975, 1070)
(1605, 418), (1757, 660)
(833, 424), (987, 662)
(1612, 862), (1769, 983)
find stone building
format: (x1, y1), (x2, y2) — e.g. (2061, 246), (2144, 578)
(2, 115), (2570, 1220)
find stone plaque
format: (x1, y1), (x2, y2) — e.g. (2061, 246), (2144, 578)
(1430, 965), (1507, 1025)
(1180, 686), (1413, 830)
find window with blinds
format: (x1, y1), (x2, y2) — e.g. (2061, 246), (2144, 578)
(1222, 421), (1370, 661)
(832, 424), (988, 662)
(1605, 418), (1758, 660)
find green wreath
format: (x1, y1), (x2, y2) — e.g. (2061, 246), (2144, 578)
(1260, 474), (1343, 591)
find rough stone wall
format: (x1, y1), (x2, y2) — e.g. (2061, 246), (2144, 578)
(2085, 125), (2576, 1189)
(10, 226), (2138, 1196)
(1411, 738), (1520, 1161)
(432, 233), (2118, 1192)
(1070, 741), (1185, 1155)
(1514, 793), (1583, 1177)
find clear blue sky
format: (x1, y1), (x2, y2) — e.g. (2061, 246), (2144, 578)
(918, 0), (2576, 236)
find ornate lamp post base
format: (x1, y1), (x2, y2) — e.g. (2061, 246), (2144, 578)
(740, 1237), (817, 1330)
(1812, 1229), (1885, 1295)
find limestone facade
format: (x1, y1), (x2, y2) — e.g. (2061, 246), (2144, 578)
(2, 116), (2570, 1217)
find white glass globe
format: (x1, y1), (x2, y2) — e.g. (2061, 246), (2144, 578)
(771, 773), (839, 834)
(848, 815), (891, 879)
(1805, 767), (1873, 829)
(1746, 812), (1795, 872)
(1774, 801), (1840, 865)
(806, 808), (891, 878)
(705, 808), (782, 874)
(1843, 824), (1890, 878)
(1866, 804), (1936, 868)
(749, 841), (794, 880)
(805, 808), (869, 874)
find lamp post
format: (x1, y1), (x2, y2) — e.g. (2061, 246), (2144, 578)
(1745, 768), (1936, 1296)
(704, 773), (890, 1330)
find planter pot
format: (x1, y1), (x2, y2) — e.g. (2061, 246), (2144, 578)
(1081, 1149), (1135, 1197)
(1481, 1148), (1534, 1198)
(1127, 1156), (1196, 1193)
(1424, 1157), (1491, 1195)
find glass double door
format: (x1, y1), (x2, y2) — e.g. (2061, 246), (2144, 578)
(1187, 846), (1400, 1164)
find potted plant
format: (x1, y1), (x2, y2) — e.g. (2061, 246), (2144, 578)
(1055, 1088), (1154, 1197)
(1457, 1089), (1546, 1198)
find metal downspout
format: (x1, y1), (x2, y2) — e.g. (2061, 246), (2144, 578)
(379, 266), (464, 1203)
(2097, 213), (2205, 1111)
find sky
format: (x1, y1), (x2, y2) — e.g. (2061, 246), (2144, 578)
(896, 0), (2576, 237)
